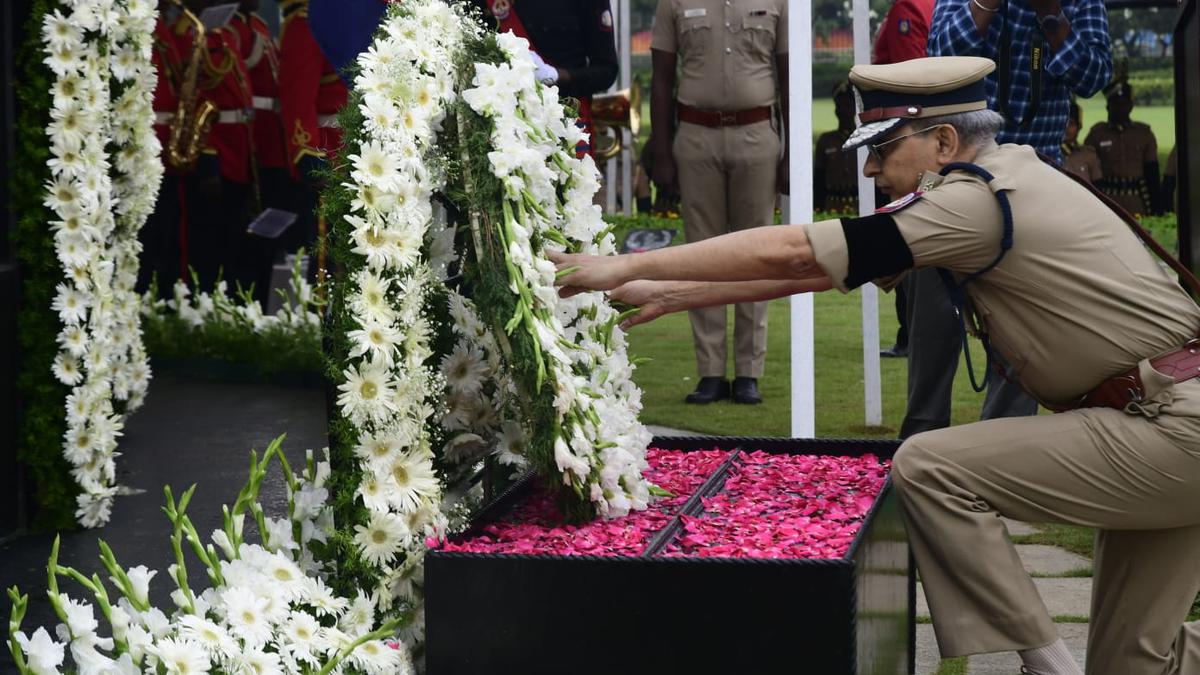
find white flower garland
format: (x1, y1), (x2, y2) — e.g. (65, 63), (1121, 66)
(462, 33), (653, 518)
(334, 1), (473, 646)
(43, 0), (163, 528)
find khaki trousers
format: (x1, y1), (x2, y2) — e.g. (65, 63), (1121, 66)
(892, 361), (1200, 675)
(674, 119), (778, 379)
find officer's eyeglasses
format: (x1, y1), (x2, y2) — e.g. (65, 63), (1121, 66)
(866, 124), (946, 162)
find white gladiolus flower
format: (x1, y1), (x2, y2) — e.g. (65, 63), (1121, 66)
(123, 565), (156, 607)
(15, 627), (66, 675)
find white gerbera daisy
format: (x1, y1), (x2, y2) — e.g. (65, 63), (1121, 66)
(221, 590), (272, 648)
(57, 324), (88, 357)
(350, 638), (404, 675)
(384, 451), (440, 512)
(353, 512), (409, 566)
(353, 430), (407, 468)
(236, 647), (283, 675)
(52, 283), (90, 325)
(347, 317), (402, 365)
(440, 342), (488, 396)
(350, 271), (396, 324)
(44, 176), (82, 215)
(52, 352), (83, 386)
(347, 216), (401, 271)
(281, 611), (322, 666)
(336, 358), (399, 426)
(494, 420), (530, 467)
(356, 472), (393, 513)
(177, 615), (236, 659)
(75, 488), (115, 529)
(346, 181), (395, 214)
(151, 637), (211, 675)
(349, 140), (401, 192)
(337, 592), (375, 636)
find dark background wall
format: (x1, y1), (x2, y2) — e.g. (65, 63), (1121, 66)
(1178, 0), (1199, 270)
(1, 0), (32, 540)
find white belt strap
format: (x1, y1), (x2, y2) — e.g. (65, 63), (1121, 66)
(217, 109), (253, 124)
(252, 96), (278, 112)
(317, 114), (340, 128)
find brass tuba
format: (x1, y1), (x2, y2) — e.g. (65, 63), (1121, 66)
(590, 80), (640, 162)
(167, 1), (217, 172)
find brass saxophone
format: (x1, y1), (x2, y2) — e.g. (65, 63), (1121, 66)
(167, 3), (217, 172)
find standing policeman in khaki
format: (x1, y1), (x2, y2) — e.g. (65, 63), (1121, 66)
(553, 56), (1200, 675)
(649, 0), (788, 405)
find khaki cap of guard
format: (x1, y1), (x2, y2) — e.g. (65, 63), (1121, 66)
(843, 56), (997, 150)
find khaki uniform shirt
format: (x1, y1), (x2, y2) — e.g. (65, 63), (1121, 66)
(1085, 121), (1158, 180)
(804, 142), (1200, 406)
(1061, 142), (1102, 184)
(651, 0), (788, 110)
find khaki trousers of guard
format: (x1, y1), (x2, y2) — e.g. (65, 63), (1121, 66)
(892, 361), (1200, 675)
(674, 119), (778, 379)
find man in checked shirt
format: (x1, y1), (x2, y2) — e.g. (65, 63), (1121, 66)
(927, 0), (1112, 163)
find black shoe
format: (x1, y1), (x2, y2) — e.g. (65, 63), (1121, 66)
(731, 377), (762, 405)
(880, 346), (908, 358)
(685, 377), (730, 404)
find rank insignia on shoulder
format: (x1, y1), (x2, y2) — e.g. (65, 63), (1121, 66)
(898, 18), (910, 33)
(876, 191), (922, 213)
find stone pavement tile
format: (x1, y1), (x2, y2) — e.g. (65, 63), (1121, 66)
(917, 578), (1092, 619)
(1017, 544), (1092, 576)
(1002, 518), (1039, 536)
(966, 623), (1088, 673)
(646, 424), (704, 438)
(916, 624), (942, 675)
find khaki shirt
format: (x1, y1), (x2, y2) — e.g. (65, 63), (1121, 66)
(651, 0), (787, 110)
(1084, 121), (1157, 180)
(1062, 142), (1102, 184)
(804, 142), (1200, 406)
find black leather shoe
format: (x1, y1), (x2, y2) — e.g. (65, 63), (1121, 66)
(732, 377), (762, 405)
(685, 377), (730, 404)
(880, 346), (908, 358)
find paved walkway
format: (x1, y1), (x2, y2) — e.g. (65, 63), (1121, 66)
(915, 518), (1092, 674)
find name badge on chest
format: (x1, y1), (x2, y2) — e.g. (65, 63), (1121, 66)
(684, 8), (707, 17)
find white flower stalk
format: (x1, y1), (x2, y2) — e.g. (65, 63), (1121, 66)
(8, 437), (411, 675)
(41, 0), (162, 528)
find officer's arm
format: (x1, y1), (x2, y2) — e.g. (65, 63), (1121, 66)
(558, 0), (618, 98)
(553, 224), (828, 295)
(609, 278), (834, 329)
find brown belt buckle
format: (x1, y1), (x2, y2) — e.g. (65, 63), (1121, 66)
(719, 111), (737, 126)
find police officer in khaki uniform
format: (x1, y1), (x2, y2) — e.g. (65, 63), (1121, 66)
(814, 81), (859, 214)
(1085, 81), (1161, 216)
(554, 56), (1200, 675)
(650, 0), (788, 405)
(1062, 100), (1102, 184)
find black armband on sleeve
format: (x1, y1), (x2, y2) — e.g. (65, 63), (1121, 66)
(840, 213), (915, 289)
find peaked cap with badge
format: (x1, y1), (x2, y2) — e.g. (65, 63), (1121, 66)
(842, 56), (996, 151)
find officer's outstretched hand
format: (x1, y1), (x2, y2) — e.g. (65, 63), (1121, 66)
(609, 280), (677, 329)
(549, 250), (632, 298)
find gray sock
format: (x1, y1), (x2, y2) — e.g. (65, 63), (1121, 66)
(1018, 638), (1083, 675)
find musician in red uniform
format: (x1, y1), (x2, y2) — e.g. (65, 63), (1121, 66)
(475, 0), (618, 158)
(278, 0), (348, 254)
(231, 0), (288, 301)
(138, 5), (186, 297)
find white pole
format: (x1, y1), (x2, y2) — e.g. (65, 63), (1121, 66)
(619, 0), (632, 215)
(852, 0), (882, 426)
(789, 0), (815, 438)
(604, 0), (621, 214)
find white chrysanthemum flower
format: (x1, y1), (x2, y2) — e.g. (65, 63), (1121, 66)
(336, 358), (399, 426)
(151, 637), (211, 675)
(353, 512), (409, 566)
(236, 647), (283, 675)
(440, 342), (487, 396)
(384, 451), (440, 513)
(52, 352), (83, 386)
(350, 638), (405, 675)
(57, 324), (88, 357)
(52, 283), (90, 325)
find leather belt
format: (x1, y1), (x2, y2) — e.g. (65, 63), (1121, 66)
(1052, 338), (1200, 412)
(317, 114), (340, 128)
(217, 108), (254, 124)
(252, 96), (279, 112)
(677, 102), (771, 128)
